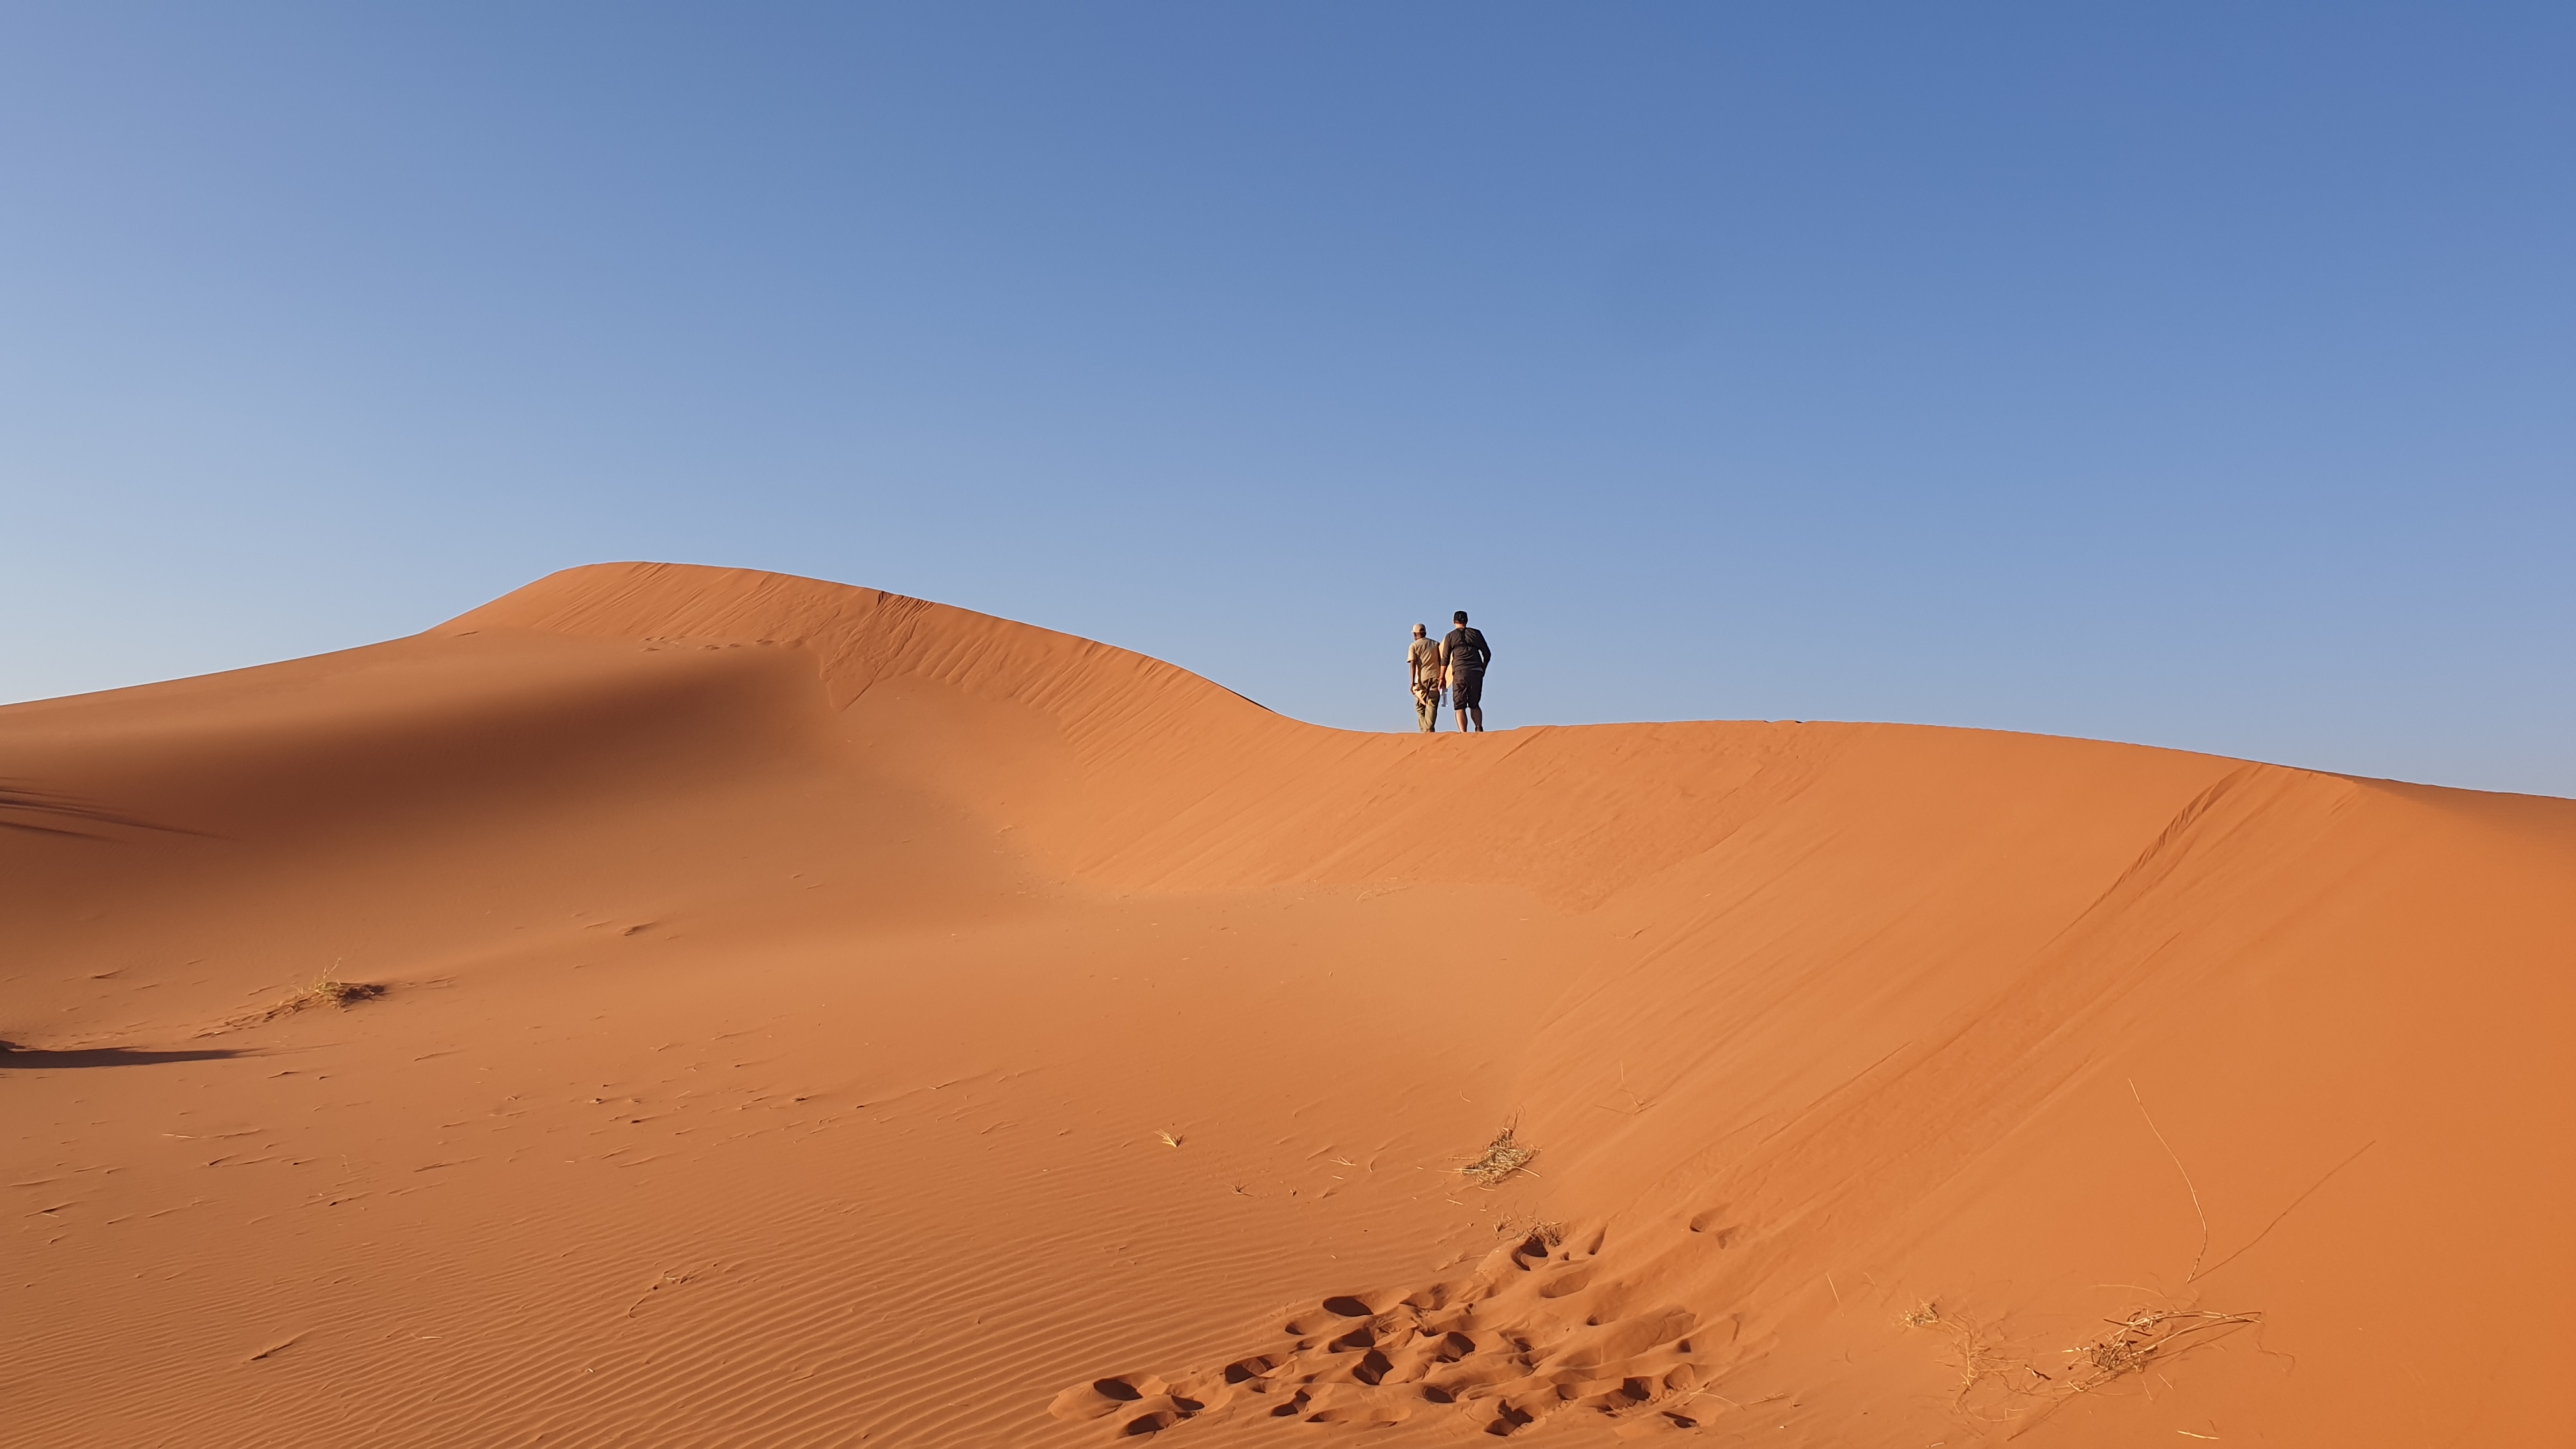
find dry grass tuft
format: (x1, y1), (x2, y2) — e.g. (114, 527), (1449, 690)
(1455, 1123), (1537, 1187)
(1156, 1131), (1183, 1148)
(1496, 1214), (1565, 1247)
(1915, 1300), (2262, 1422)
(295, 977), (385, 1011)
(213, 974), (387, 1032)
(2060, 1309), (2262, 1394)
(1935, 1312), (2016, 1405)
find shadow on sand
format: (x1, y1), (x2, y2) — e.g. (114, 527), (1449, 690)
(0, 1043), (243, 1069)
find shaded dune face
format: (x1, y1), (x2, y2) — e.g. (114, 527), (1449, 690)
(4, 562), (2571, 1448)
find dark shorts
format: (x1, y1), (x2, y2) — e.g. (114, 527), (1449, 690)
(1448, 670), (1484, 709)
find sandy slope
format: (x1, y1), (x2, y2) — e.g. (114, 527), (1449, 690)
(4, 562), (2569, 1447)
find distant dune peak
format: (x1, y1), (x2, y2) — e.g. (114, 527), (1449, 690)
(446, 560), (1242, 718)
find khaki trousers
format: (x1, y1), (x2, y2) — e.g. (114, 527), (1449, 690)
(1413, 686), (1442, 732)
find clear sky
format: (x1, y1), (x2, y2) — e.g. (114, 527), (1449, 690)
(4, 4), (2570, 795)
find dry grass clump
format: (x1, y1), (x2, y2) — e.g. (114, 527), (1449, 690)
(1455, 1124), (1538, 1186)
(215, 974), (387, 1031)
(295, 977), (385, 1010)
(2060, 1309), (2261, 1393)
(1498, 1215), (1565, 1248)
(1913, 1308), (2016, 1406)
(1913, 1300), (2262, 1420)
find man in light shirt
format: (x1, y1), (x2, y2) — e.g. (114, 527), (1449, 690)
(1407, 624), (1445, 732)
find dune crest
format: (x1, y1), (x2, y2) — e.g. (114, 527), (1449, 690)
(5, 562), (2569, 1446)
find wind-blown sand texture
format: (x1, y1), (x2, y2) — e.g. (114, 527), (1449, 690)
(6, 562), (2569, 1446)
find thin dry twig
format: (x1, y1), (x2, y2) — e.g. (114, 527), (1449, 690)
(2195, 1140), (2376, 1284)
(2129, 1078), (2209, 1282)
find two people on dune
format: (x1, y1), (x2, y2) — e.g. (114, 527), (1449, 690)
(1408, 611), (1493, 733)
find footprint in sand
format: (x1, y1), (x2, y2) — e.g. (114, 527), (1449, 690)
(1060, 1223), (1716, 1438)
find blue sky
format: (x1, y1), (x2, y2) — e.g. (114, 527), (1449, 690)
(3, 4), (2570, 794)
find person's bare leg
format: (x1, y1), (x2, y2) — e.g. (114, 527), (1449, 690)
(1469, 705), (1484, 732)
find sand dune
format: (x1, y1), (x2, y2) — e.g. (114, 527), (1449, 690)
(5, 562), (2568, 1446)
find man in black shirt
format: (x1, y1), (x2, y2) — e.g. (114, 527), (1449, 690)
(1443, 610), (1492, 733)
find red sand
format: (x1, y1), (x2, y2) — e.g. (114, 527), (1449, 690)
(5, 562), (2569, 1446)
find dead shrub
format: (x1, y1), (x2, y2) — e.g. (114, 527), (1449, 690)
(1915, 1298), (2263, 1422)
(211, 974), (387, 1032)
(1457, 1123), (1537, 1187)
(2060, 1309), (2262, 1394)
